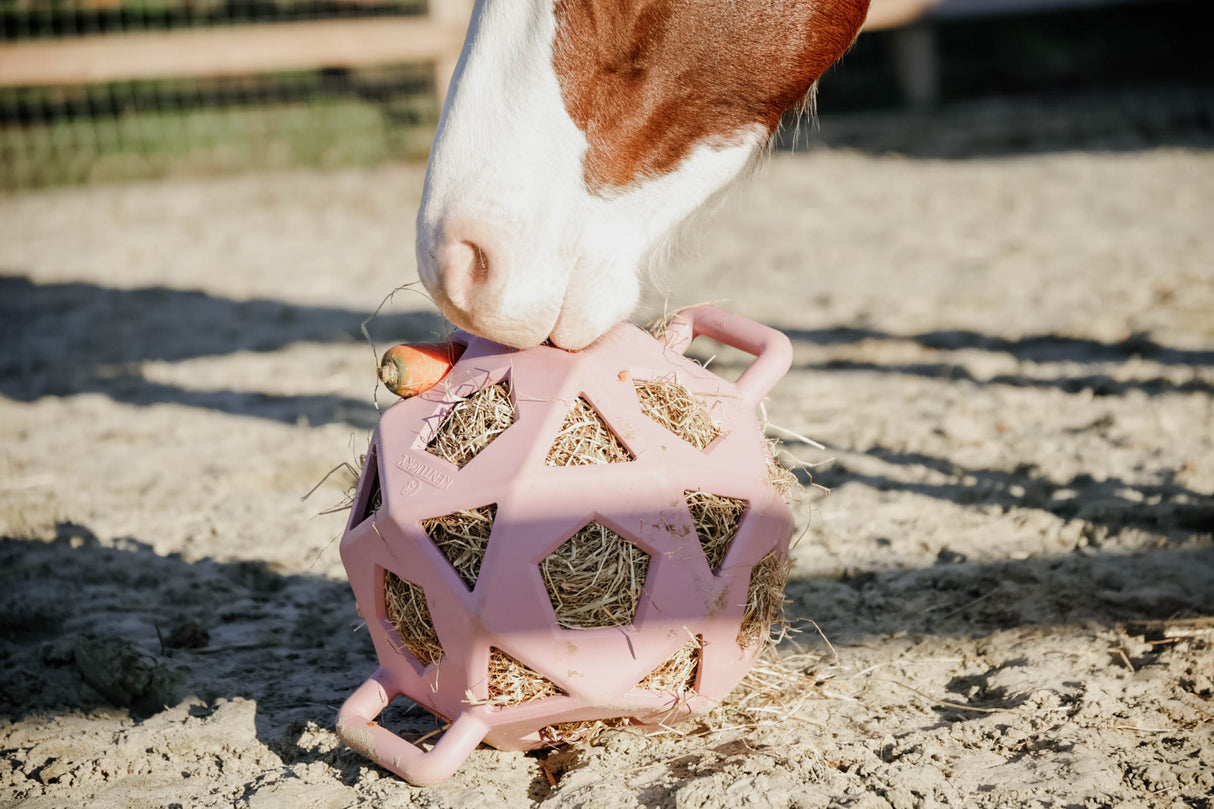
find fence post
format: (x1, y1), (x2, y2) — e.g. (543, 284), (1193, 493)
(891, 22), (940, 110)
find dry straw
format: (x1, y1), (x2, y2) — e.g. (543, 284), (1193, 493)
(485, 648), (564, 706)
(686, 491), (747, 572)
(634, 379), (721, 449)
(764, 439), (799, 501)
(545, 396), (633, 465)
(544, 642), (824, 745)
(542, 719), (614, 744)
(639, 636), (701, 692)
(540, 521), (648, 630)
(425, 381), (514, 467)
(383, 572), (444, 667)
(702, 646), (823, 733)
(736, 552), (792, 649)
(420, 504), (496, 590)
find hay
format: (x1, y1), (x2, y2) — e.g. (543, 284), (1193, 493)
(540, 522), (648, 630)
(542, 719), (620, 744)
(737, 551), (791, 649)
(546, 650), (833, 746)
(686, 491), (746, 572)
(634, 379), (720, 450)
(426, 381), (514, 467)
(545, 397), (633, 465)
(644, 311), (678, 343)
(764, 439), (798, 501)
(383, 572), (444, 667)
(639, 636), (701, 692)
(421, 504), (495, 589)
(483, 648), (565, 706)
(703, 647), (826, 735)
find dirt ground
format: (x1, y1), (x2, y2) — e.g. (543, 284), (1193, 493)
(2, 92), (1213, 808)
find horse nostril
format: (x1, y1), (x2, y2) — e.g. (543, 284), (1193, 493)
(437, 239), (491, 311)
(422, 220), (564, 347)
(468, 242), (489, 287)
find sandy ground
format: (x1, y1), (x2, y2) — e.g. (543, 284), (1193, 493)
(2, 95), (1214, 808)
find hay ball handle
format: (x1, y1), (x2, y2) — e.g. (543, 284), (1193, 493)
(336, 668), (488, 786)
(662, 305), (793, 407)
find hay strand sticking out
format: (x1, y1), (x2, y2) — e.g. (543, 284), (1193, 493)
(421, 504), (496, 589)
(541, 522), (648, 629)
(384, 572), (444, 666)
(545, 397), (633, 466)
(644, 310), (677, 343)
(634, 380), (720, 450)
(703, 647), (826, 735)
(764, 439), (798, 501)
(685, 491), (746, 572)
(737, 551), (791, 649)
(426, 381), (515, 467)
(484, 648), (565, 706)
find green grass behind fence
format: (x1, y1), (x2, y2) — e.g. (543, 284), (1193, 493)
(1, 67), (439, 189)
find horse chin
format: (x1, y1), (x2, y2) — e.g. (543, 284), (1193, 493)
(436, 293), (616, 351)
(546, 269), (640, 350)
(546, 310), (607, 351)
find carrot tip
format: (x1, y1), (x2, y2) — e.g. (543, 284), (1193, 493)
(378, 358), (401, 388)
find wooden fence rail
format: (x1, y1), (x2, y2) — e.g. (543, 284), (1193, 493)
(0, 0), (1155, 103)
(0, 0), (473, 102)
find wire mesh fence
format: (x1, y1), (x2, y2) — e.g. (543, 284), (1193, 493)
(0, 0), (444, 189)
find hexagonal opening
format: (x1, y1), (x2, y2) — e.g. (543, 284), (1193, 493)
(684, 490), (748, 574)
(545, 396), (635, 466)
(634, 379), (721, 450)
(383, 570), (443, 666)
(484, 647), (566, 706)
(736, 551), (790, 649)
(421, 504), (496, 590)
(541, 522), (649, 629)
(426, 380), (515, 467)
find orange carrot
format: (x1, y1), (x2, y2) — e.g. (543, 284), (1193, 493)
(378, 341), (465, 398)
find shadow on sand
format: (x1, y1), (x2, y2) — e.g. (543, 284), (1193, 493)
(0, 274), (449, 429)
(2, 512), (1211, 775)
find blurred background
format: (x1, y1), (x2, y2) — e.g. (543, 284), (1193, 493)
(1, 0), (1211, 189)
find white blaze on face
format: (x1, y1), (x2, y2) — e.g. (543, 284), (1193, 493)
(416, 0), (766, 349)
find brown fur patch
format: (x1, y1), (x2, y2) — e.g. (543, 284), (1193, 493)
(553, 0), (870, 192)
